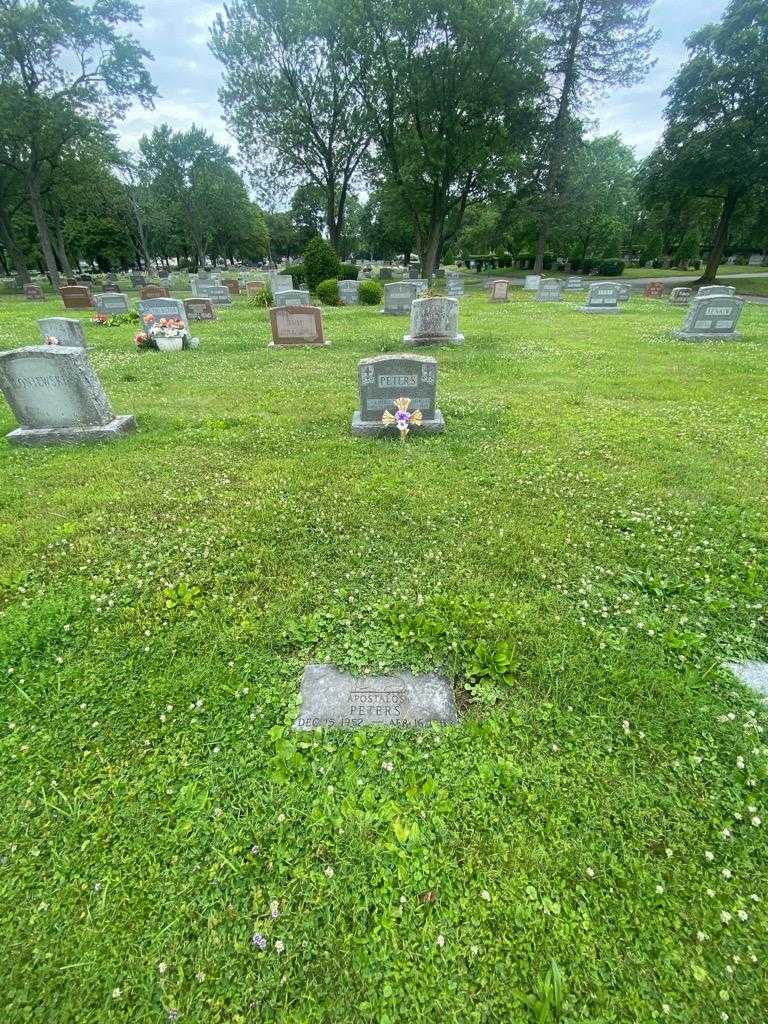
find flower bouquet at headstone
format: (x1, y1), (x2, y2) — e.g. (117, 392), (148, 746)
(135, 314), (198, 352)
(92, 310), (140, 328)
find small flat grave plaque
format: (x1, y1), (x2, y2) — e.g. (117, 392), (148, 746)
(293, 664), (458, 729)
(698, 285), (736, 298)
(269, 305), (327, 346)
(670, 287), (692, 306)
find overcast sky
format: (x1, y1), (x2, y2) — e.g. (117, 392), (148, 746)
(118, 0), (731, 171)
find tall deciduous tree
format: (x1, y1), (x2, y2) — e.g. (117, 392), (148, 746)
(0, 0), (155, 288)
(644, 0), (768, 283)
(210, 0), (369, 252)
(531, 0), (658, 272)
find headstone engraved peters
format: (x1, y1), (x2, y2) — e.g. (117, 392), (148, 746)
(196, 284), (232, 306)
(669, 287), (692, 306)
(60, 286), (93, 310)
(524, 275), (541, 291)
(404, 296), (463, 346)
(490, 279), (510, 303)
(382, 281), (417, 315)
(580, 282), (621, 314)
(93, 292), (130, 316)
(338, 279), (360, 305)
(269, 305), (328, 347)
(37, 317), (86, 348)
(25, 284), (44, 301)
(139, 297), (189, 329)
(537, 279), (562, 302)
(293, 664), (458, 730)
(183, 297), (217, 321)
(273, 289), (310, 308)
(698, 285), (736, 298)
(351, 353), (444, 436)
(673, 295), (744, 341)
(0, 346), (135, 447)
(139, 284), (170, 300)
(644, 281), (664, 298)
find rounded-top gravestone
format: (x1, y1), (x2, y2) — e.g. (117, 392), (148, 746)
(404, 296), (463, 346)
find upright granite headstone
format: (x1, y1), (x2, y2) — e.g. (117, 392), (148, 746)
(293, 664), (457, 729)
(669, 287), (692, 306)
(698, 285), (736, 298)
(404, 297), (463, 346)
(446, 276), (464, 297)
(580, 282), (621, 314)
(269, 274), (293, 294)
(644, 281), (664, 298)
(139, 284), (170, 300)
(93, 292), (130, 316)
(537, 279), (562, 302)
(37, 317), (86, 348)
(246, 281), (266, 296)
(408, 265), (421, 280)
(129, 273), (147, 288)
(673, 295), (744, 341)
(524, 275), (541, 291)
(24, 284), (44, 301)
(222, 278), (240, 296)
(269, 305), (327, 346)
(351, 353), (444, 436)
(748, 254), (763, 266)
(139, 297), (189, 329)
(382, 281), (417, 315)
(0, 346), (135, 446)
(564, 276), (583, 290)
(380, 267), (393, 281)
(197, 284), (232, 306)
(338, 279), (360, 305)
(274, 289), (311, 308)
(490, 279), (510, 303)
(183, 297), (217, 321)
(616, 283), (631, 303)
(411, 279), (429, 297)
(60, 286), (92, 310)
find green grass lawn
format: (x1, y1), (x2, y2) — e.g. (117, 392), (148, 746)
(1, 290), (767, 1023)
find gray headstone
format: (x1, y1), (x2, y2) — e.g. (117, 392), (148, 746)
(580, 282), (621, 314)
(697, 285), (736, 298)
(293, 664), (458, 729)
(524, 275), (541, 291)
(673, 295), (744, 340)
(269, 305), (327, 346)
(446, 277), (464, 297)
(669, 287), (692, 306)
(383, 281), (417, 315)
(408, 265), (421, 280)
(564, 276), (583, 290)
(404, 296), (463, 346)
(183, 298), (216, 321)
(129, 273), (147, 288)
(37, 318), (86, 349)
(93, 292), (130, 315)
(196, 283), (231, 306)
(724, 660), (768, 697)
(338, 279), (360, 305)
(24, 284), (44, 301)
(748, 254), (763, 266)
(269, 274), (293, 294)
(616, 283), (631, 303)
(351, 353), (444, 436)
(273, 289), (310, 308)
(380, 267), (393, 281)
(139, 297), (189, 329)
(537, 279), (562, 302)
(0, 346), (135, 447)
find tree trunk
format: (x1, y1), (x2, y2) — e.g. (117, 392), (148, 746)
(699, 192), (738, 284)
(0, 208), (31, 285)
(50, 208), (73, 277)
(419, 219), (443, 279)
(27, 173), (60, 290)
(533, 0), (585, 274)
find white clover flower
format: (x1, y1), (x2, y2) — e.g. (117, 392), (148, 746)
(158, 962), (167, 975)
(751, 816), (761, 827)
(585, 867), (595, 878)
(705, 851), (715, 862)
(324, 866), (334, 878)
(737, 909), (748, 921)
(722, 868), (732, 880)
(720, 911), (732, 924)
(480, 890), (491, 902)
(655, 884), (664, 895)
(436, 934), (445, 947)
(275, 940), (285, 953)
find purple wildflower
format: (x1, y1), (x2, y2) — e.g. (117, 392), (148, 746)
(251, 932), (267, 951)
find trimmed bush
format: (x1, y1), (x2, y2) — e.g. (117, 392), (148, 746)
(304, 237), (340, 291)
(338, 263), (359, 281)
(316, 278), (339, 305)
(358, 280), (383, 305)
(596, 258), (625, 276)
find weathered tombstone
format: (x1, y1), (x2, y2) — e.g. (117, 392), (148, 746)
(411, 279), (429, 297)
(380, 267), (393, 281)
(196, 283), (232, 306)
(446, 276), (464, 297)
(139, 296), (189, 329)
(293, 664), (457, 729)
(382, 281), (417, 315)
(748, 253), (763, 266)
(434, 268), (445, 280)
(24, 284), (44, 301)
(698, 284), (736, 298)
(183, 297), (216, 321)
(37, 317), (86, 349)
(644, 281), (665, 298)
(616, 283), (631, 303)
(524, 275), (541, 291)
(338, 279), (360, 305)
(564, 276), (583, 291)
(269, 305), (328, 346)
(404, 296), (463, 346)
(246, 281), (266, 296)
(351, 353), (444, 437)
(139, 284), (170, 300)
(673, 295), (744, 341)
(669, 287), (692, 306)
(93, 292), (130, 316)
(222, 278), (240, 296)
(129, 273), (147, 288)
(274, 289), (311, 308)
(102, 280), (120, 293)
(60, 286), (92, 310)
(269, 274), (293, 294)
(0, 346), (135, 447)
(580, 282), (621, 314)
(490, 279), (510, 303)
(408, 265), (421, 279)
(537, 279), (562, 302)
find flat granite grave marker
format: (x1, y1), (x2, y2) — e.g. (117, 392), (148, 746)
(183, 298), (216, 321)
(37, 317), (86, 348)
(580, 282), (621, 314)
(537, 279), (562, 302)
(0, 346), (135, 447)
(724, 660), (768, 697)
(269, 305), (327, 346)
(490, 279), (510, 303)
(139, 297), (189, 329)
(644, 281), (665, 298)
(139, 284), (170, 300)
(60, 286), (93, 310)
(93, 292), (130, 316)
(670, 287), (693, 306)
(698, 285), (736, 298)
(293, 664), (458, 729)
(404, 296), (463, 346)
(351, 353), (444, 436)
(382, 281), (417, 315)
(273, 289), (311, 308)
(338, 279), (360, 305)
(25, 284), (44, 301)
(673, 295), (744, 340)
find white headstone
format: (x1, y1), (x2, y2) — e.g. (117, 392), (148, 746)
(524, 275), (541, 291)
(537, 279), (562, 302)
(37, 318), (86, 349)
(338, 280), (360, 305)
